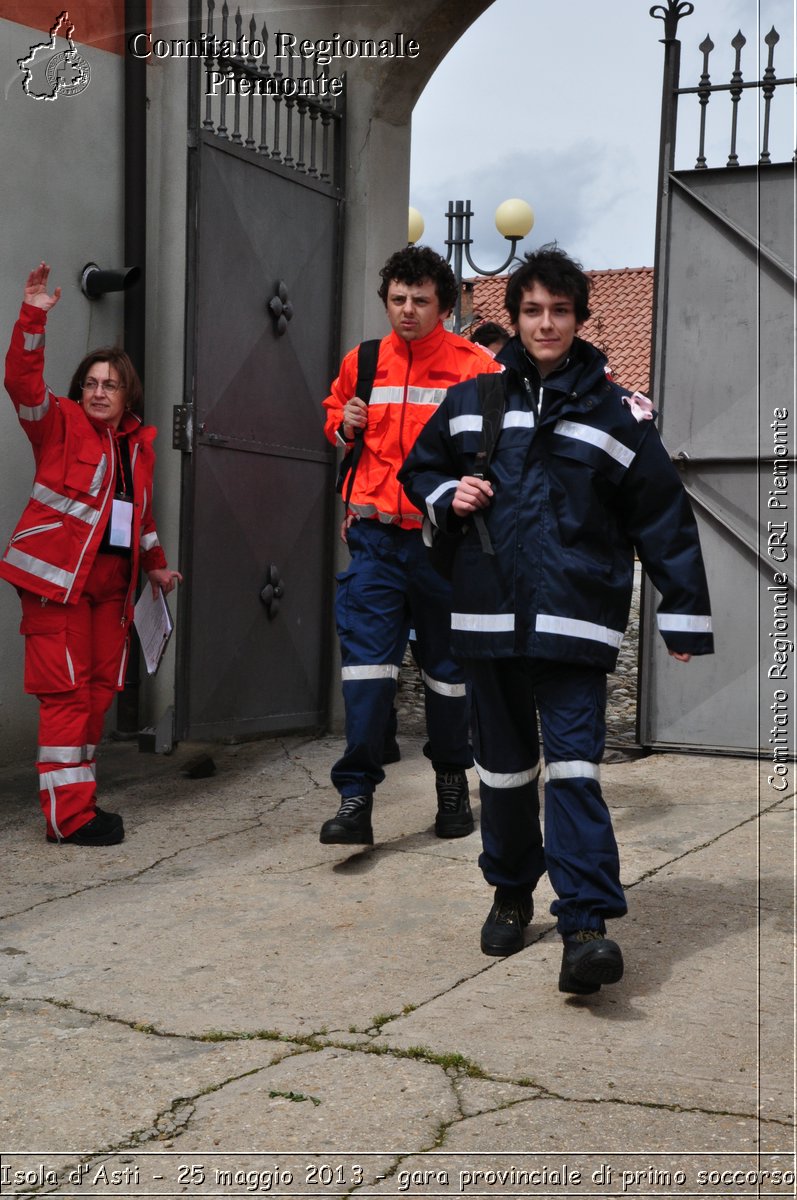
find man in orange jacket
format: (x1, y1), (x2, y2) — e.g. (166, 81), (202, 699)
(320, 246), (501, 846)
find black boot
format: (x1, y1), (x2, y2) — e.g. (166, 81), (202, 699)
(480, 889), (533, 956)
(559, 931), (624, 994)
(47, 807), (124, 846)
(435, 769), (474, 838)
(319, 795), (374, 845)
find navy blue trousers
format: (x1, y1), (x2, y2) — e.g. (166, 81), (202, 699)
(332, 519), (471, 799)
(467, 657), (627, 936)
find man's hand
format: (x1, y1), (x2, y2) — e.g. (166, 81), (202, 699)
(342, 396), (368, 441)
(668, 650), (692, 662)
(339, 513), (357, 543)
(452, 475), (493, 517)
(24, 262), (61, 312)
(147, 567), (183, 598)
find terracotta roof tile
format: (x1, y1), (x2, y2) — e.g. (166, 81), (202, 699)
(466, 267), (654, 394)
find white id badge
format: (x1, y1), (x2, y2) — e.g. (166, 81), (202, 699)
(109, 496), (134, 548)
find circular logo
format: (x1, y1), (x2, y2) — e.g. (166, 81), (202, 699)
(44, 50), (91, 97)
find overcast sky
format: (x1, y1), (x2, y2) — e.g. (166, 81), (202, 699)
(410, 0), (795, 272)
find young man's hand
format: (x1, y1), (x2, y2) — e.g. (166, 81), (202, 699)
(668, 650), (692, 662)
(452, 475), (493, 517)
(342, 397), (368, 440)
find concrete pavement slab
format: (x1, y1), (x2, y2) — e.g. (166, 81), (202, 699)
(0, 734), (793, 1190)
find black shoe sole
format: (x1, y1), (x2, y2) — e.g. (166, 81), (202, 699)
(435, 817), (475, 839)
(559, 946), (624, 994)
(47, 827), (124, 846)
(480, 933), (525, 957)
(319, 826), (374, 846)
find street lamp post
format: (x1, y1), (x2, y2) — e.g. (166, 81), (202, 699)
(408, 198), (534, 332)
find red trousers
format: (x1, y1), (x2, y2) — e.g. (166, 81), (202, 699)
(19, 555), (131, 839)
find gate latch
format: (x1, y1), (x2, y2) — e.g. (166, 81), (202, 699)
(172, 405), (194, 452)
(260, 564), (285, 619)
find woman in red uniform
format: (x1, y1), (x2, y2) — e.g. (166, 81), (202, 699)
(1, 263), (181, 845)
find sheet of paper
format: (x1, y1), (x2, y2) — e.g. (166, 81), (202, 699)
(133, 587), (174, 675)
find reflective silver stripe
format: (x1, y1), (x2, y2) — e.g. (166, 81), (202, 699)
(536, 613), (624, 649)
(341, 664), (400, 682)
(62, 427), (115, 602)
(452, 612), (515, 633)
(3, 547), (74, 590)
(554, 420), (636, 469)
(370, 385), (447, 407)
(421, 671), (467, 698)
(38, 746), (86, 764)
(545, 760), (601, 783)
(89, 457), (107, 496)
(31, 483), (101, 526)
(39, 766), (95, 790)
(348, 502), (422, 525)
(86, 744), (97, 760)
(23, 332), (45, 351)
(503, 410), (535, 429)
(449, 414), (482, 436)
(140, 531), (160, 551)
(425, 479), (457, 524)
(657, 613), (713, 633)
(408, 627), (417, 641)
(474, 759), (540, 789)
(19, 389), (51, 422)
(45, 774), (62, 841)
(449, 410), (534, 438)
(65, 646), (75, 686)
(116, 636), (130, 689)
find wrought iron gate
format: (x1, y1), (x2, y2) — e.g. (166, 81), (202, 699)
(175, 1), (345, 740)
(639, 2), (796, 754)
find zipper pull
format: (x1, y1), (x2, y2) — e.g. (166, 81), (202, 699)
(40, 595), (48, 607)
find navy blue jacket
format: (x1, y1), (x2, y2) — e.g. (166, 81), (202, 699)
(399, 336), (713, 670)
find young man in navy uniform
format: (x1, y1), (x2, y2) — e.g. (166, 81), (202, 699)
(400, 245), (713, 993)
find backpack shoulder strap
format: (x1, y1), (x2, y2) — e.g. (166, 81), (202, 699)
(354, 338), (381, 407)
(473, 372), (507, 478)
(470, 372), (506, 557)
(337, 338), (381, 506)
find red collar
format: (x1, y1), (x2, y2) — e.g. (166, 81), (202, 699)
(387, 320), (448, 362)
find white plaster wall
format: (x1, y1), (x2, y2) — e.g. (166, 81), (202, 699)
(0, 18), (125, 765)
(139, 6), (190, 732)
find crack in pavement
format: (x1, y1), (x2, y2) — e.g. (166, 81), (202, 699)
(4, 993), (786, 1137)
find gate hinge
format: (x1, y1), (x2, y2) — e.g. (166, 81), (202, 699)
(172, 405), (194, 452)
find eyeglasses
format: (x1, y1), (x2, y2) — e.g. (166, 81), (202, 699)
(82, 377), (122, 395)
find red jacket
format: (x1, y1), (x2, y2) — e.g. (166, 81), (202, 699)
(0, 303), (168, 620)
(323, 321), (500, 530)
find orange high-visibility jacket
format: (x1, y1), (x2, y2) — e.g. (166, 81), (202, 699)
(323, 321), (500, 530)
(0, 303), (168, 619)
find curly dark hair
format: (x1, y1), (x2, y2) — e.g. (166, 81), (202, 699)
(67, 347), (144, 414)
(377, 245), (458, 314)
(504, 243), (591, 325)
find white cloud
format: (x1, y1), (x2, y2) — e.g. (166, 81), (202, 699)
(410, 0), (795, 270)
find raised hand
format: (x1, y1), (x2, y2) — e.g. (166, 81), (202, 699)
(23, 262), (62, 312)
